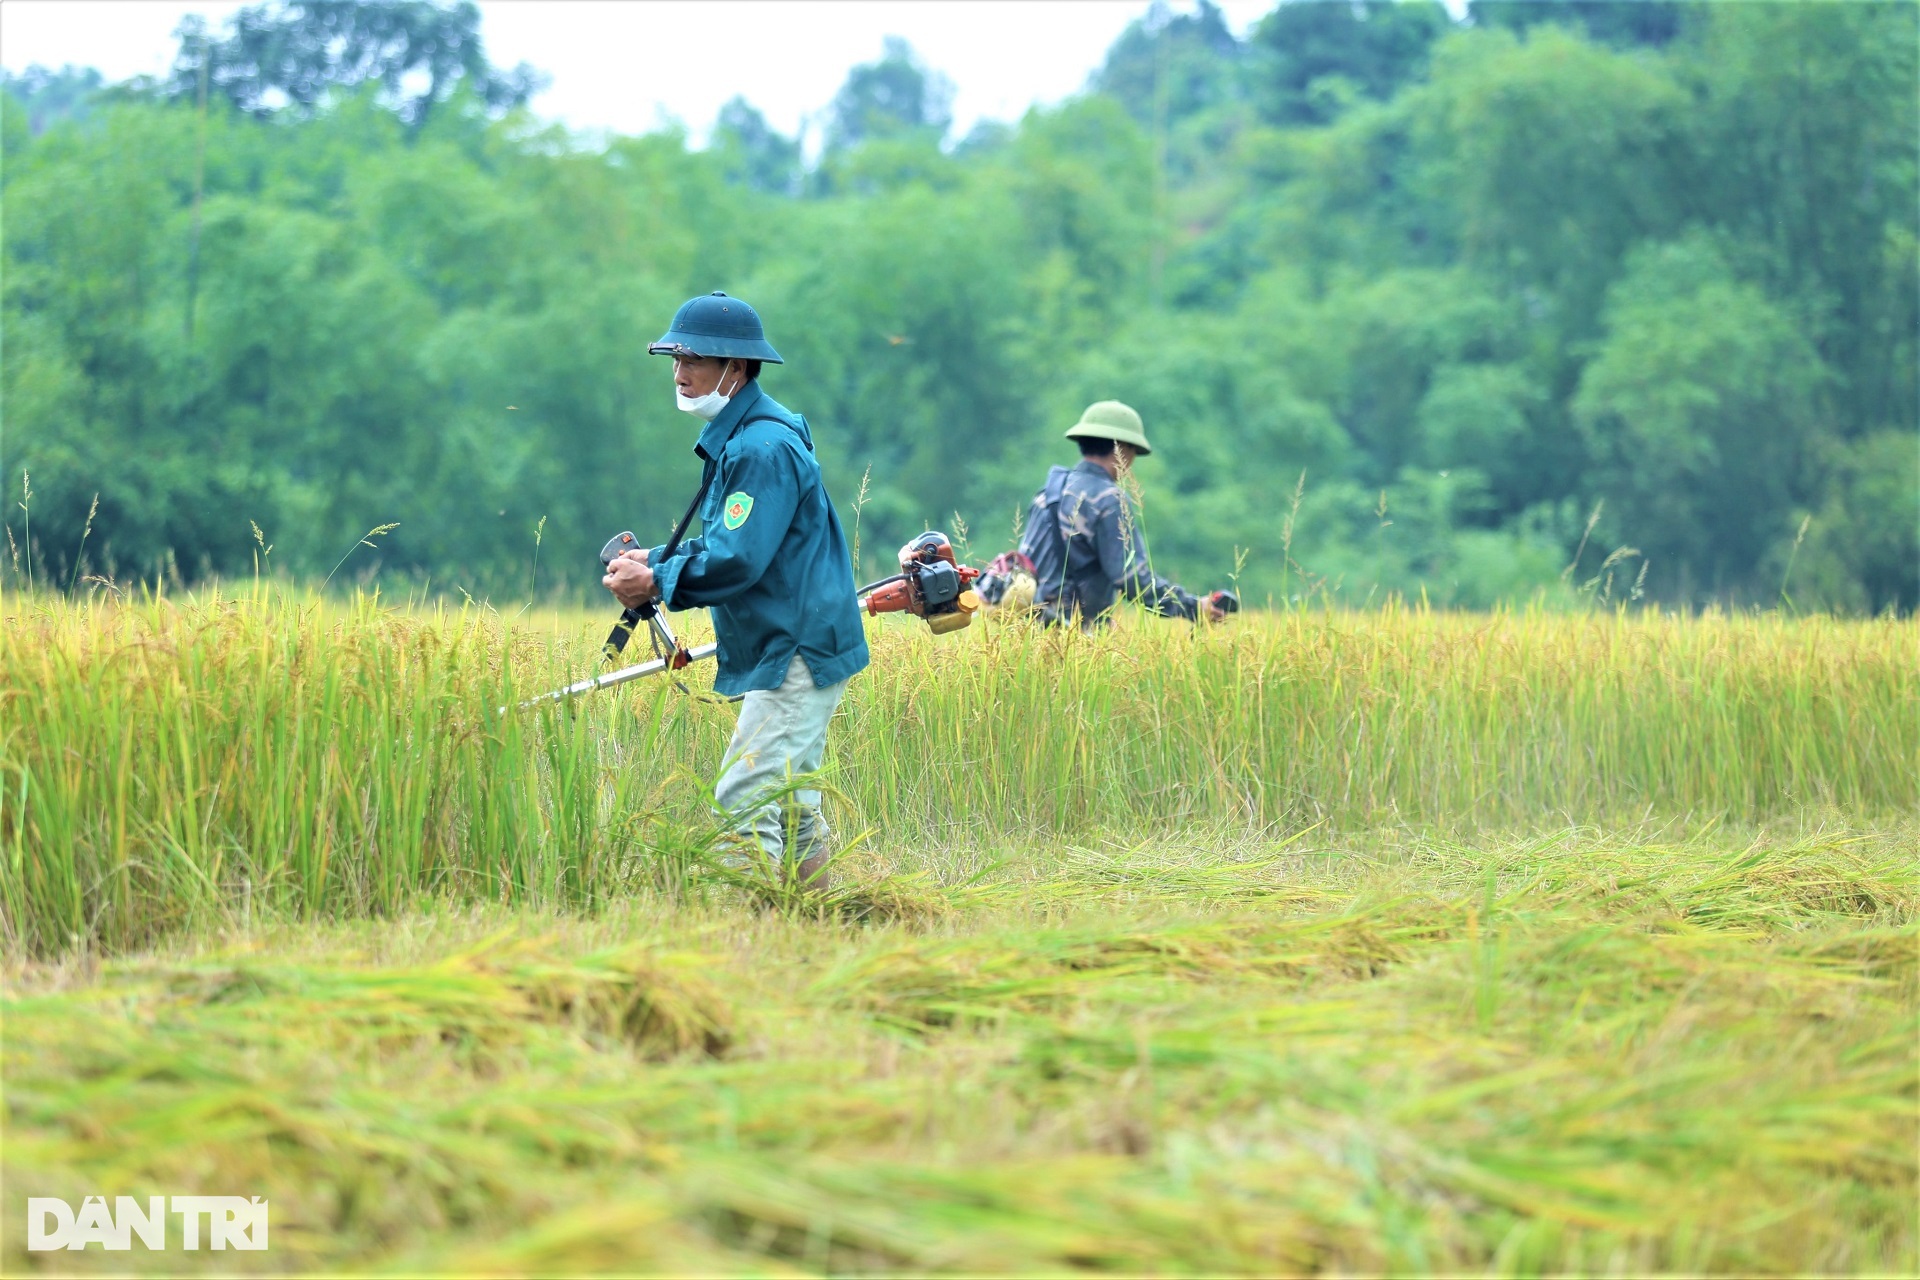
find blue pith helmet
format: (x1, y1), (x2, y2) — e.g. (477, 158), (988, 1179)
(648, 291), (784, 363)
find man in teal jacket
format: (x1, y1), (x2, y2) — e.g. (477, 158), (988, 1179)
(603, 292), (869, 886)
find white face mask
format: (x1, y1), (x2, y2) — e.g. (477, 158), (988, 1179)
(675, 360), (734, 421)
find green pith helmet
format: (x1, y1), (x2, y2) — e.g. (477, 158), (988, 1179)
(1064, 400), (1152, 454)
(648, 291), (784, 363)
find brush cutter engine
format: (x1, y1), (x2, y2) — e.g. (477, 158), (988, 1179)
(859, 532), (983, 635)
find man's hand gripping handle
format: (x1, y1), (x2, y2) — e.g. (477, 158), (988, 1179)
(600, 531), (688, 667)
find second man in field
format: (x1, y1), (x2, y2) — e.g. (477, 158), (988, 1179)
(996, 400), (1228, 628)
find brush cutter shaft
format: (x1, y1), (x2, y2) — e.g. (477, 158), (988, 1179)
(516, 642), (718, 710)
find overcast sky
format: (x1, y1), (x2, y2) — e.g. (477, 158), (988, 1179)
(2, 0), (1282, 144)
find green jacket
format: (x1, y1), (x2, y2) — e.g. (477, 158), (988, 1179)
(650, 383), (870, 695)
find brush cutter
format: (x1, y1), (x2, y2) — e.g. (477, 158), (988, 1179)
(511, 530), (982, 711)
(856, 531), (983, 635)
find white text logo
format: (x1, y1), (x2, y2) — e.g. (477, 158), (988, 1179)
(27, 1196), (269, 1251)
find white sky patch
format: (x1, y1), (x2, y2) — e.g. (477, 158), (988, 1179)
(2, 0), (1279, 144)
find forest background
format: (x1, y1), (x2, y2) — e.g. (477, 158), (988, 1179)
(3, 0), (1915, 612)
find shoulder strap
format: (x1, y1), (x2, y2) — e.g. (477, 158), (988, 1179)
(658, 458), (716, 561)
(1042, 465), (1071, 509)
(660, 412), (798, 558)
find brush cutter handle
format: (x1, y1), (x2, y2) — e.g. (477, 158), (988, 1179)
(601, 530), (685, 660)
(600, 530), (646, 566)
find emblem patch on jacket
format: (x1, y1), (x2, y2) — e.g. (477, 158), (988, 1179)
(722, 492), (754, 530)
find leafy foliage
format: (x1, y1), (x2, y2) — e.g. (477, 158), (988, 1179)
(1468, 0), (1691, 49)
(0, 65), (103, 135)
(166, 0), (545, 125)
(1250, 0), (1452, 125)
(824, 35), (953, 151)
(1094, 0), (1243, 128)
(712, 96), (800, 196)
(2, 0), (1914, 611)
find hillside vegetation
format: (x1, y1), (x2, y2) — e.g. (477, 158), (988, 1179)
(4, 0), (1915, 609)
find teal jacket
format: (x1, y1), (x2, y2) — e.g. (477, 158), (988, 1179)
(649, 382), (871, 696)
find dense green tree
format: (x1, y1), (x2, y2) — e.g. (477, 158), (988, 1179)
(167, 0), (543, 126)
(823, 37), (953, 151)
(712, 97), (800, 195)
(0, 66), (104, 135)
(1094, 0), (1243, 127)
(1787, 431), (1920, 614)
(1681, 2), (1918, 440)
(1468, 1), (1690, 48)
(1404, 24), (1688, 332)
(1249, 0), (1452, 125)
(1573, 236), (1829, 595)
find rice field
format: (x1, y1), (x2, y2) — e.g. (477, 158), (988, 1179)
(2, 590), (1915, 1274)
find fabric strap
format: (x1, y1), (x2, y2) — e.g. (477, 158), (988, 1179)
(603, 412), (791, 661)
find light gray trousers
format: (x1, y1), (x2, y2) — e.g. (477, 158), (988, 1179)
(714, 654), (849, 863)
